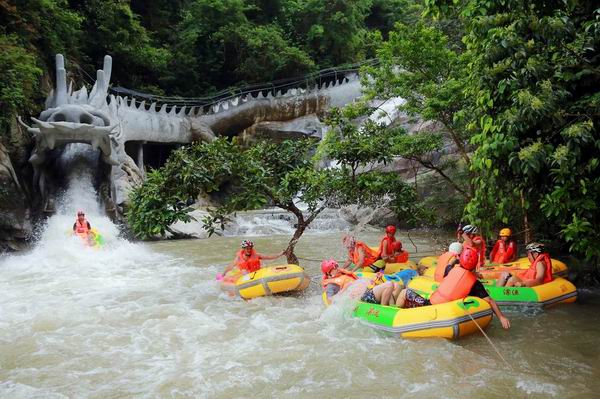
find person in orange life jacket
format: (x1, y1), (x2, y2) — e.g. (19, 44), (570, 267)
(461, 224), (486, 268)
(322, 259), (398, 305)
(434, 242), (463, 282)
(72, 210), (96, 243)
(489, 228), (517, 264)
(222, 240), (285, 276)
(497, 242), (553, 288)
(379, 225), (397, 263)
(342, 235), (384, 273)
(389, 241), (410, 264)
(395, 247), (510, 329)
(321, 259), (359, 301)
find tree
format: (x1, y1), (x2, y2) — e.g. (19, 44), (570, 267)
(362, 21), (474, 199)
(127, 137), (419, 264)
(427, 1), (600, 260)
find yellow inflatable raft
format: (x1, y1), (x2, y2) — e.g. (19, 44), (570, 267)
(323, 292), (493, 339)
(221, 264), (310, 300)
(420, 256), (569, 280)
(408, 276), (577, 307)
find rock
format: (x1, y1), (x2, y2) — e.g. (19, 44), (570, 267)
(168, 209), (211, 239)
(339, 204), (398, 228)
(241, 115), (323, 143)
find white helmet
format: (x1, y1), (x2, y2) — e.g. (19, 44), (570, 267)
(448, 242), (463, 254)
(462, 224), (479, 235)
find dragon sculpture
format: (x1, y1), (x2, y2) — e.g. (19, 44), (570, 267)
(19, 54), (364, 216)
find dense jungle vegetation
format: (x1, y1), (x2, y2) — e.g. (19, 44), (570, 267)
(1, 1), (599, 269)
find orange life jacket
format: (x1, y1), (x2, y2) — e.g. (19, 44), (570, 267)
(321, 269), (358, 289)
(490, 240), (517, 264)
(379, 235), (395, 258)
(519, 253), (553, 283)
(235, 249), (262, 273)
(75, 219), (90, 234)
(430, 266), (477, 305)
(351, 242), (380, 267)
(464, 235), (486, 267)
(394, 251), (409, 263)
(435, 251), (458, 282)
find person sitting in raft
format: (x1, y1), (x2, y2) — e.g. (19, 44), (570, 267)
(395, 247), (511, 329)
(342, 235), (385, 273)
(434, 242), (463, 282)
(461, 224), (486, 269)
(322, 259), (399, 305)
(321, 259), (359, 302)
(72, 210), (96, 243)
(222, 240), (285, 276)
(379, 225), (397, 263)
(497, 242), (553, 288)
(390, 241), (409, 264)
(489, 228), (517, 264)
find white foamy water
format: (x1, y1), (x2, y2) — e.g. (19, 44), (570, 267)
(1, 149), (599, 397)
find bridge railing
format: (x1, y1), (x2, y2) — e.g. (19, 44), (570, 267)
(107, 59), (379, 112)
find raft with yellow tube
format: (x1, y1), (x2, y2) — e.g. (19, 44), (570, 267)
(322, 291), (493, 339)
(74, 228), (104, 248)
(408, 276), (577, 307)
(221, 264), (310, 299)
(419, 256), (569, 280)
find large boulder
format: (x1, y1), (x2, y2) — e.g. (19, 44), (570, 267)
(241, 115), (323, 143)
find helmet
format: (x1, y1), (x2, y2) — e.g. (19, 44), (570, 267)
(459, 247), (479, 271)
(241, 239), (254, 249)
(385, 225), (397, 234)
(321, 259), (339, 275)
(499, 228), (512, 237)
(462, 224), (479, 235)
(77, 210), (85, 216)
(392, 241), (402, 251)
(448, 242), (463, 254)
(526, 242), (544, 253)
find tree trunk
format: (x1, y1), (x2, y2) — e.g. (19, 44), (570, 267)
(520, 190), (532, 243)
(281, 203), (326, 265)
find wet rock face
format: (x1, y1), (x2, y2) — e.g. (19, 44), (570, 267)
(0, 143), (32, 252)
(241, 115), (323, 143)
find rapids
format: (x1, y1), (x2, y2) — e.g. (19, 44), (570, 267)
(1, 161), (599, 397)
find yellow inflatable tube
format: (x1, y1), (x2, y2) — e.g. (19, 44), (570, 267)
(323, 291), (493, 339)
(221, 264), (310, 299)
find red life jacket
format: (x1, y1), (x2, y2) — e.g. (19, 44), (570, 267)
(379, 235), (396, 258)
(75, 219), (90, 234)
(519, 253), (553, 283)
(435, 251), (458, 282)
(351, 242), (380, 267)
(464, 235), (486, 267)
(490, 240), (517, 264)
(394, 251), (409, 263)
(430, 266), (477, 305)
(235, 249), (262, 272)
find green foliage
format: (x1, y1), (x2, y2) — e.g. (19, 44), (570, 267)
(126, 138), (240, 239)
(432, 1), (600, 261)
(0, 35), (43, 134)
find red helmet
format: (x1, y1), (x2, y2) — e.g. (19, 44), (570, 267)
(386, 225), (396, 234)
(321, 259), (339, 275)
(459, 247), (479, 271)
(392, 241), (402, 251)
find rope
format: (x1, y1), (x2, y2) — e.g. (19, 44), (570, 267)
(462, 298), (514, 371)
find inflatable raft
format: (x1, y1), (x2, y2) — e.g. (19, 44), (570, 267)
(221, 264), (310, 299)
(419, 256), (569, 280)
(408, 276), (577, 307)
(323, 292), (493, 339)
(356, 269), (418, 286)
(75, 228), (104, 248)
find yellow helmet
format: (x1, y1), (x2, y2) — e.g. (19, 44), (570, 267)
(499, 228), (512, 237)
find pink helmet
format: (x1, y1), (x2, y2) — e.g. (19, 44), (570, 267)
(321, 259), (339, 275)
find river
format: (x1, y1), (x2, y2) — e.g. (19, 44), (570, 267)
(1, 175), (599, 398)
